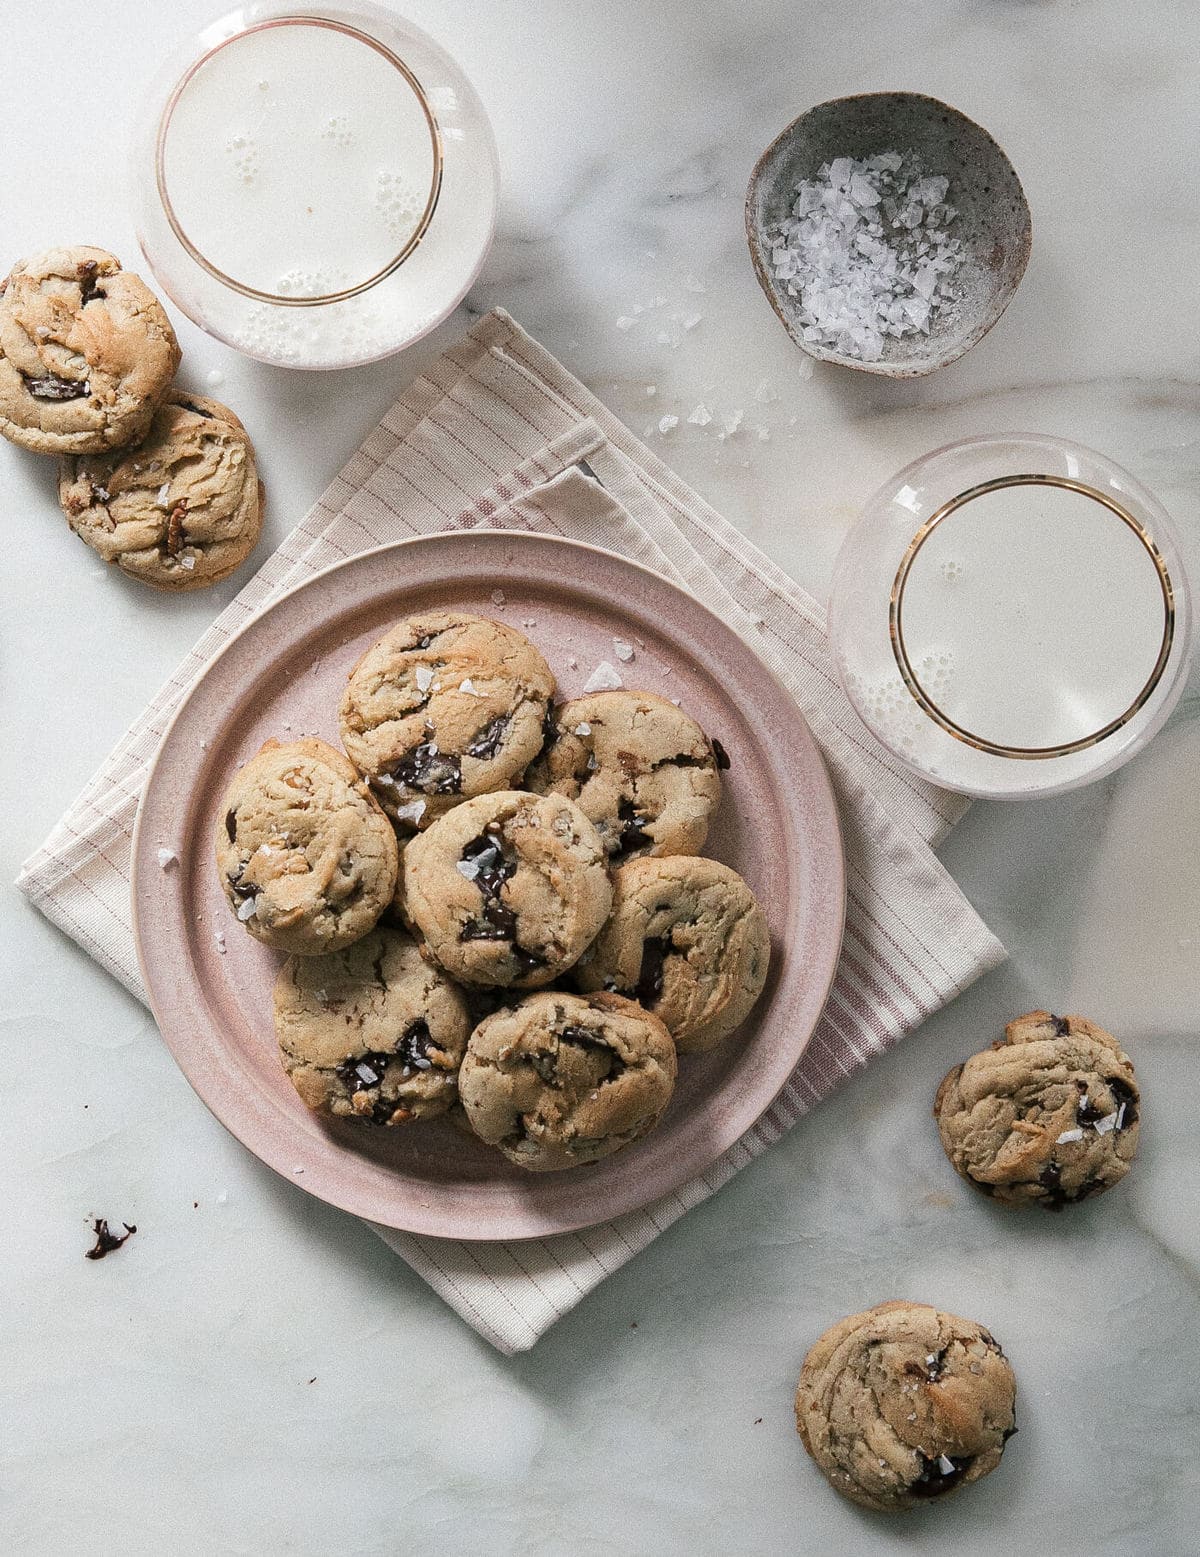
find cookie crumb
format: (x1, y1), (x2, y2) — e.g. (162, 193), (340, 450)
(85, 1218), (136, 1260)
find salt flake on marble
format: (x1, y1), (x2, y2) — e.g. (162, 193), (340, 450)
(214, 931), (227, 954)
(658, 415), (679, 434)
(491, 589), (505, 605)
(583, 660), (623, 692)
(613, 639), (635, 662)
(157, 848), (178, 869)
(687, 404), (713, 427)
(682, 313), (702, 331)
(615, 315), (636, 331)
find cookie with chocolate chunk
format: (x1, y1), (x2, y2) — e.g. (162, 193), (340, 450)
(458, 990), (677, 1171)
(934, 1010), (1140, 1209)
(215, 737), (398, 956)
(401, 790), (611, 990)
(338, 611), (555, 828)
(574, 855), (770, 1053)
(527, 689), (725, 860)
(274, 926), (470, 1125)
(0, 246), (180, 455)
(58, 392), (263, 590)
(795, 1301), (1017, 1513)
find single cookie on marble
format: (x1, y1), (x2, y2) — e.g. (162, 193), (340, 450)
(795, 1301), (1017, 1514)
(274, 926), (471, 1125)
(574, 855), (770, 1053)
(338, 611), (555, 827)
(526, 689), (726, 860)
(0, 246), (180, 455)
(401, 790), (612, 989)
(215, 737), (398, 956)
(934, 1010), (1140, 1209)
(458, 990), (677, 1172)
(58, 392), (263, 590)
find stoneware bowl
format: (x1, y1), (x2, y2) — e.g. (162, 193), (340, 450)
(745, 91), (1032, 378)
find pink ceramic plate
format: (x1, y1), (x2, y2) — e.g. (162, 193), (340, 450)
(132, 533), (845, 1240)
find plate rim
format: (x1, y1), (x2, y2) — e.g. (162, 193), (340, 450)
(131, 530), (846, 1240)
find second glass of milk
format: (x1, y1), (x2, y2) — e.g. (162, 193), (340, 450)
(829, 435), (1193, 798)
(134, 3), (499, 369)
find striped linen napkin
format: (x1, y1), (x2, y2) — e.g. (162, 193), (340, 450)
(17, 310), (1004, 1354)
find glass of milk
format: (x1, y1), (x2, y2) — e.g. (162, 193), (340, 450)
(829, 434), (1193, 798)
(133, 2), (499, 369)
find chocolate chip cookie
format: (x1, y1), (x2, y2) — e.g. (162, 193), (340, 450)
(215, 738), (398, 956)
(58, 393), (263, 590)
(339, 612), (555, 827)
(0, 247), (180, 455)
(795, 1301), (1017, 1514)
(274, 926), (471, 1124)
(402, 791), (612, 989)
(934, 1010), (1140, 1209)
(574, 855), (770, 1052)
(458, 991), (677, 1171)
(527, 689), (725, 860)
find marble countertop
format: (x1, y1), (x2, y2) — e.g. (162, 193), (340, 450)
(2, 2), (1197, 1553)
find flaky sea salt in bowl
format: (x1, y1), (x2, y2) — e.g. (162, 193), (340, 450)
(746, 92), (1031, 377)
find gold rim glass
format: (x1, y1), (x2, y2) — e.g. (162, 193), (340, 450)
(889, 474), (1176, 761)
(154, 15), (444, 308)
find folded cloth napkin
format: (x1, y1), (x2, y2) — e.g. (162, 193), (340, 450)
(18, 310), (1004, 1354)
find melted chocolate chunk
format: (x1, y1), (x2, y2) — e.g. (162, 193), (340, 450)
(465, 714), (511, 761)
(652, 751), (714, 771)
(24, 373), (88, 401)
(459, 829), (518, 940)
(392, 741), (461, 795)
(1038, 1159), (1065, 1206)
(1108, 1076), (1138, 1129)
(613, 797), (652, 858)
(1075, 1080), (1108, 1127)
(85, 1218), (136, 1260)
(511, 944), (546, 975)
(1051, 1014), (1071, 1036)
(635, 936), (671, 1006)
(176, 398), (214, 419)
(225, 809), (238, 843)
(925, 1346), (948, 1382)
(541, 705), (559, 749)
(78, 260), (105, 305)
(336, 1050), (396, 1092)
(709, 737), (732, 771)
(1001, 1424), (1019, 1443)
(397, 1019), (434, 1071)
(909, 1453), (971, 1499)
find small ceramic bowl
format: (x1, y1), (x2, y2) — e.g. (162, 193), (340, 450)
(746, 92), (1031, 378)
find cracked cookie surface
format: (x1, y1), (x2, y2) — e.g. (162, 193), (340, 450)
(339, 611), (555, 827)
(458, 991), (677, 1171)
(0, 246), (180, 454)
(58, 392), (263, 590)
(401, 790), (612, 989)
(526, 689), (724, 859)
(574, 855), (770, 1052)
(934, 1010), (1140, 1209)
(274, 926), (470, 1124)
(215, 737), (398, 956)
(795, 1301), (1017, 1513)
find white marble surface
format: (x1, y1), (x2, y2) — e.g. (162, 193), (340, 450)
(2, 2), (1198, 1552)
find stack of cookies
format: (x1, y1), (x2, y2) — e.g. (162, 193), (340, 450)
(215, 610), (772, 1173)
(0, 245), (263, 590)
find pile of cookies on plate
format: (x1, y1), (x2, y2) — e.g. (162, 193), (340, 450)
(0, 244), (263, 590)
(214, 610), (771, 1172)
